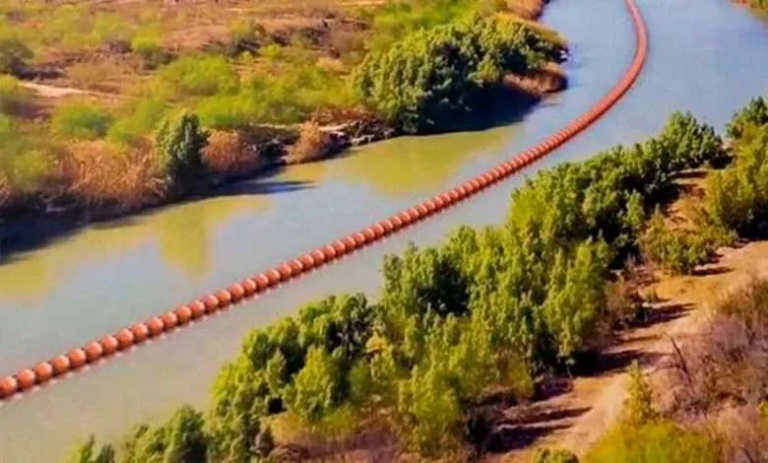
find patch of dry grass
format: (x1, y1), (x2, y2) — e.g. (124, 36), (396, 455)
(62, 139), (166, 208)
(203, 130), (260, 174)
(287, 122), (334, 163)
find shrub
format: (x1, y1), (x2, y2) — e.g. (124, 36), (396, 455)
(705, 128), (768, 237)
(352, 16), (561, 133)
(131, 33), (168, 69)
(287, 122), (333, 163)
(639, 211), (716, 274)
(159, 55), (239, 97)
(155, 112), (208, 193)
(0, 32), (33, 75)
(62, 140), (165, 207)
(584, 420), (720, 463)
(532, 448), (579, 463)
(122, 406), (208, 463)
(0, 75), (30, 114)
(108, 97), (169, 145)
(726, 96), (767, 141)
(203, 130), (258, 174)
(658, 111), (727, 169)
(51, 102), (112, 139)
(66, 436), (115, 463)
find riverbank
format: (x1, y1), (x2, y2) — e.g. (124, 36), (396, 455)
(0, 0), (566, 258)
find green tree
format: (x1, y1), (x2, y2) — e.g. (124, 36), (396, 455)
(155, 112), (208, 193)
(726, 96), (767, 142)
(284, 346), (342, 425)
(66, 436), (115, 463)
(352, 16), (561, 133)
(659, 111), (726, 169)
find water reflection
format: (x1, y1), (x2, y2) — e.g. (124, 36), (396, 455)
(335, 124), (518, 197)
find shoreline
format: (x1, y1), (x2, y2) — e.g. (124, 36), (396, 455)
(0, 67), (566, 259)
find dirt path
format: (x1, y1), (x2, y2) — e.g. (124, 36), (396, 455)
(19, 81), (124, 102)
(491, 240), (768, 462)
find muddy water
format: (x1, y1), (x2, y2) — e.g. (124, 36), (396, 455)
(0, 0), (766, 460)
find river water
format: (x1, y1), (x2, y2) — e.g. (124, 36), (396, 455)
(0, 0), (766, 459)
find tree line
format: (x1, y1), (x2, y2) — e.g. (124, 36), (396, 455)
(67, 97), (768, 461)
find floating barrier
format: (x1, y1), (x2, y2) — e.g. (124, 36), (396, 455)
(0, 0), (647, 402)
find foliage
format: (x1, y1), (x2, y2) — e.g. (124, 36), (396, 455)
(160, 55), (239, 97)
(108, 97), (169, 145)
(66, 436), (115, 463)
(131, 33), (168, 69)
(155, 112), (209, 193)
(122, 406), (208, 463)
(532, 448), (579, 463)
(639, 211), (716, 274)
(705, 127), (768, 237)
(584, 420), (720, 463)
(203, 130), (258, 174)
(658, 111), (726, 169)
(0, 75), (30, 114)
(51, 102), (112, 139)
(288, 122), (333, 163)
(726, 96), (768, 142)
(353, 16), (561, 133)
(0, 30), (32, 75)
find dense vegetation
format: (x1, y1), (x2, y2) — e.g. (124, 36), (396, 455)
(66, 105), (742, 462)
(352, 15), (563, 133)
(0, 0), (563, 216)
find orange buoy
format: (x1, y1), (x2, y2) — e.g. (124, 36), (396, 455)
(289, 260), (304, 273)
(16, 369), (36, 391)
(312, 249), (327, 264)
(300, 254), (315, 270)
(241, 278), (257, 297)
(160, 312), (179, 331)
(189, 300), (206, 319)
(131, 323), (149, 343)
(228, 283), (246, 302)
(343, 235), (357, 249)
(116, 329), (135, 349)
(353, 232), (366, 246)
(266, 269), (281, 285)
(416, 204), (429, 216)
(0, 376), (18, 398)
(255, 274), (270, 291)
(277, 264), (292, 280)
(33, 362), (53, 384)
(84, 341), (104, 362)
(397, 211), (410, 225)
(68, 348), (87, 369)
(391, 215), (404, 229)
(146, 317), (165, 336)
(363, 228), (376, 241)
(175, 305), (193, 325)
(51, 355), (70, 376)
(371, 224), (385, 238)
(322, 245), (337, 259)
(215, 289), (233, 308)
(100, 335), (119, 355)
(332, 240), (346, 254)
(203, 294), (220, 313)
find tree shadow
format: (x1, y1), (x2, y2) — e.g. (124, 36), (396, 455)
(0, 177), (313, 263)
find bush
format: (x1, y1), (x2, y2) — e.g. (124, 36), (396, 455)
(287, 122), (333, 163)
(131, 33), (169, 69)
(160, 55), (239, 97)
(584, 420), (720, 463)
(0, 32), (33, 75)
(62, 140), (165, 207)
(658, 111), (727, 169)
(155, 112), (208, 193)
(66, 436), (115, 463)
(352, 15), (561, 133)
(705, 127), (768, 237)
(108, 97), (169, 145)
(51, 102), (112, 139)
(532, 448), (579, 463)
(726, 96), (767, 142)
(0, 75), (30, 114)
(639, 211), (716, 274)
(203, 130), (258, 174)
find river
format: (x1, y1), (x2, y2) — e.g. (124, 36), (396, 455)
(0, 0), (766, 459)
